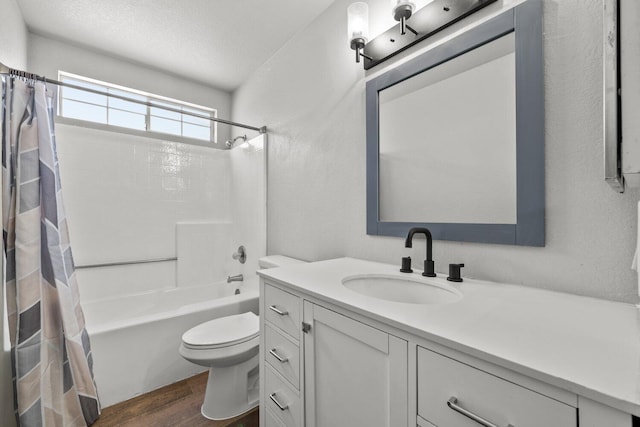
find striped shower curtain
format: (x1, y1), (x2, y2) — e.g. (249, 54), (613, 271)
(1, 78), (100, 426)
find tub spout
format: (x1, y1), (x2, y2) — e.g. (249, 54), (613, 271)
(227, 274), (243, 283)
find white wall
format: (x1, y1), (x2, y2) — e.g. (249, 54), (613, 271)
(0, 0), (27, 70)
(0, 1), (27, 424)
(233, 0), (640, 304)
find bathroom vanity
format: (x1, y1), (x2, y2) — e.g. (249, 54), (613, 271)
(258, 258), (637, 427)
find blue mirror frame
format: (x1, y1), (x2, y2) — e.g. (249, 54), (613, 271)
(366, 0), (544, 246)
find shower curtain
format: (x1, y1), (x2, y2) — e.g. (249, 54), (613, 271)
(1, 78), (100, 426)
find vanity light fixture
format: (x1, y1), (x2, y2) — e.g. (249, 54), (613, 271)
(350, 0), (497, 69)
(391, 0), (418, 36)
(348, 2), (373, 63)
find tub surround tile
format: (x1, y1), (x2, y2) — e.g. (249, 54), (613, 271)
(75, 262), (176, 303)
(57, 128), (266, 302)
(176, 222), (232, 288)
(55, 124), (231, 299)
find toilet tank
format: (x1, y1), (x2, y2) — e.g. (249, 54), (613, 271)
(258, 255), (305, 269)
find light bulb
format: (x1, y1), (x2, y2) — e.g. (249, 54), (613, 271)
(390, 0), (415, 10)
(347, 2), (369, 44)
(391, 0), (415, 20)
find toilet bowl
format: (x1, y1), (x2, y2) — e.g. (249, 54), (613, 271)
(179, 312), (260, 420)
(179, 255), (305, 420)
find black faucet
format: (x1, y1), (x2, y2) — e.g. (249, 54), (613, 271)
(447, 263), (464, 282)
(404, 227), (436, 277)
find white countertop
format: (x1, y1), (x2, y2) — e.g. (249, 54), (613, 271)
(257, 257), (640, 416)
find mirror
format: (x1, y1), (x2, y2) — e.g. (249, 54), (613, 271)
(366, 0), (544, 246)
(379, 33), (516, 224)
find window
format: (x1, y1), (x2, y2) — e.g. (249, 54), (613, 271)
(58, 72), (217, 142)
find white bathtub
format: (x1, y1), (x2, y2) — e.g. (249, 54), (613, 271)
(83, 278), (259, 407)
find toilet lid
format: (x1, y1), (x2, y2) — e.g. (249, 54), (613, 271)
(182, 312), (259, 348)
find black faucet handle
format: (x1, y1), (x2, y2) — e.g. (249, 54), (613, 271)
(447, 263), (464, 282)
(422, 259), (436, 277)
(400, 256), (413, 273)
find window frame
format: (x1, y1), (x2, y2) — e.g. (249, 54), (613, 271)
(57, 71), (218, 144)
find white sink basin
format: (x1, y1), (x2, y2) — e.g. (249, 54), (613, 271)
(342, 274), (462, 305)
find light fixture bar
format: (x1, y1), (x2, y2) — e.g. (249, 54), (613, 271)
(400, 17), (419, 36)
(362, 0), (497, 69)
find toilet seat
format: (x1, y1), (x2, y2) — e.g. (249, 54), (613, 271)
(182, 312), (259, 350)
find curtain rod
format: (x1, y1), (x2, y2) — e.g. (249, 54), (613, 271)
(0, 62), (267, 134)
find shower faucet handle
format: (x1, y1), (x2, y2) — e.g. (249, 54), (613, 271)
(232, 245), (246, 264)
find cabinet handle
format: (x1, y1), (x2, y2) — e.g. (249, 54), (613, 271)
(269, 392), (289, 411)
(269, 348), (288, 363)
(269, 305), (288, 316)
(447, 397), (514, 427)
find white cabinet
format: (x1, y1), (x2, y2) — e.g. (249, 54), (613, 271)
(264, 284), (301, 339)
(265, 366), (303, 427)
(265, 408), (286, 427)
(578, 397), (633, 427)
(260, 278), (634, 427)
(303, 301), (407, 427)
(261, 283), (303, 427)
(261, 281), (407, 427)
(417, 347), (576, 427)
(265, 324), (300, 387)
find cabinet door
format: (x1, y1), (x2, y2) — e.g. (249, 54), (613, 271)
(303, 302), (408, 427)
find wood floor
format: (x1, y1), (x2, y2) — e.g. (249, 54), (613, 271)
(93, 372), (259, 427)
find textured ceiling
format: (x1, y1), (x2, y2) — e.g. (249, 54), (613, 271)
(17, 0), (336, 91)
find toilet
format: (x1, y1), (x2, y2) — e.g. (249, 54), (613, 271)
(179, 255), (304, 420)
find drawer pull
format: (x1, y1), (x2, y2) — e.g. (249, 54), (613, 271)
(269, 305), (289, 316)
(269, 392), (289, 411)
(447, 397), (514, 427)
(269, 348), (289, 363)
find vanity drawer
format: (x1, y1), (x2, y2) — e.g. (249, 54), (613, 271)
(265, 408), (286, 427)
(265, 323), (300, 388)
(265, 365), (302, 427)
(417, 415), (436, 427)
(417, 347), (577, 427)
(265, 283), (300, 339)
